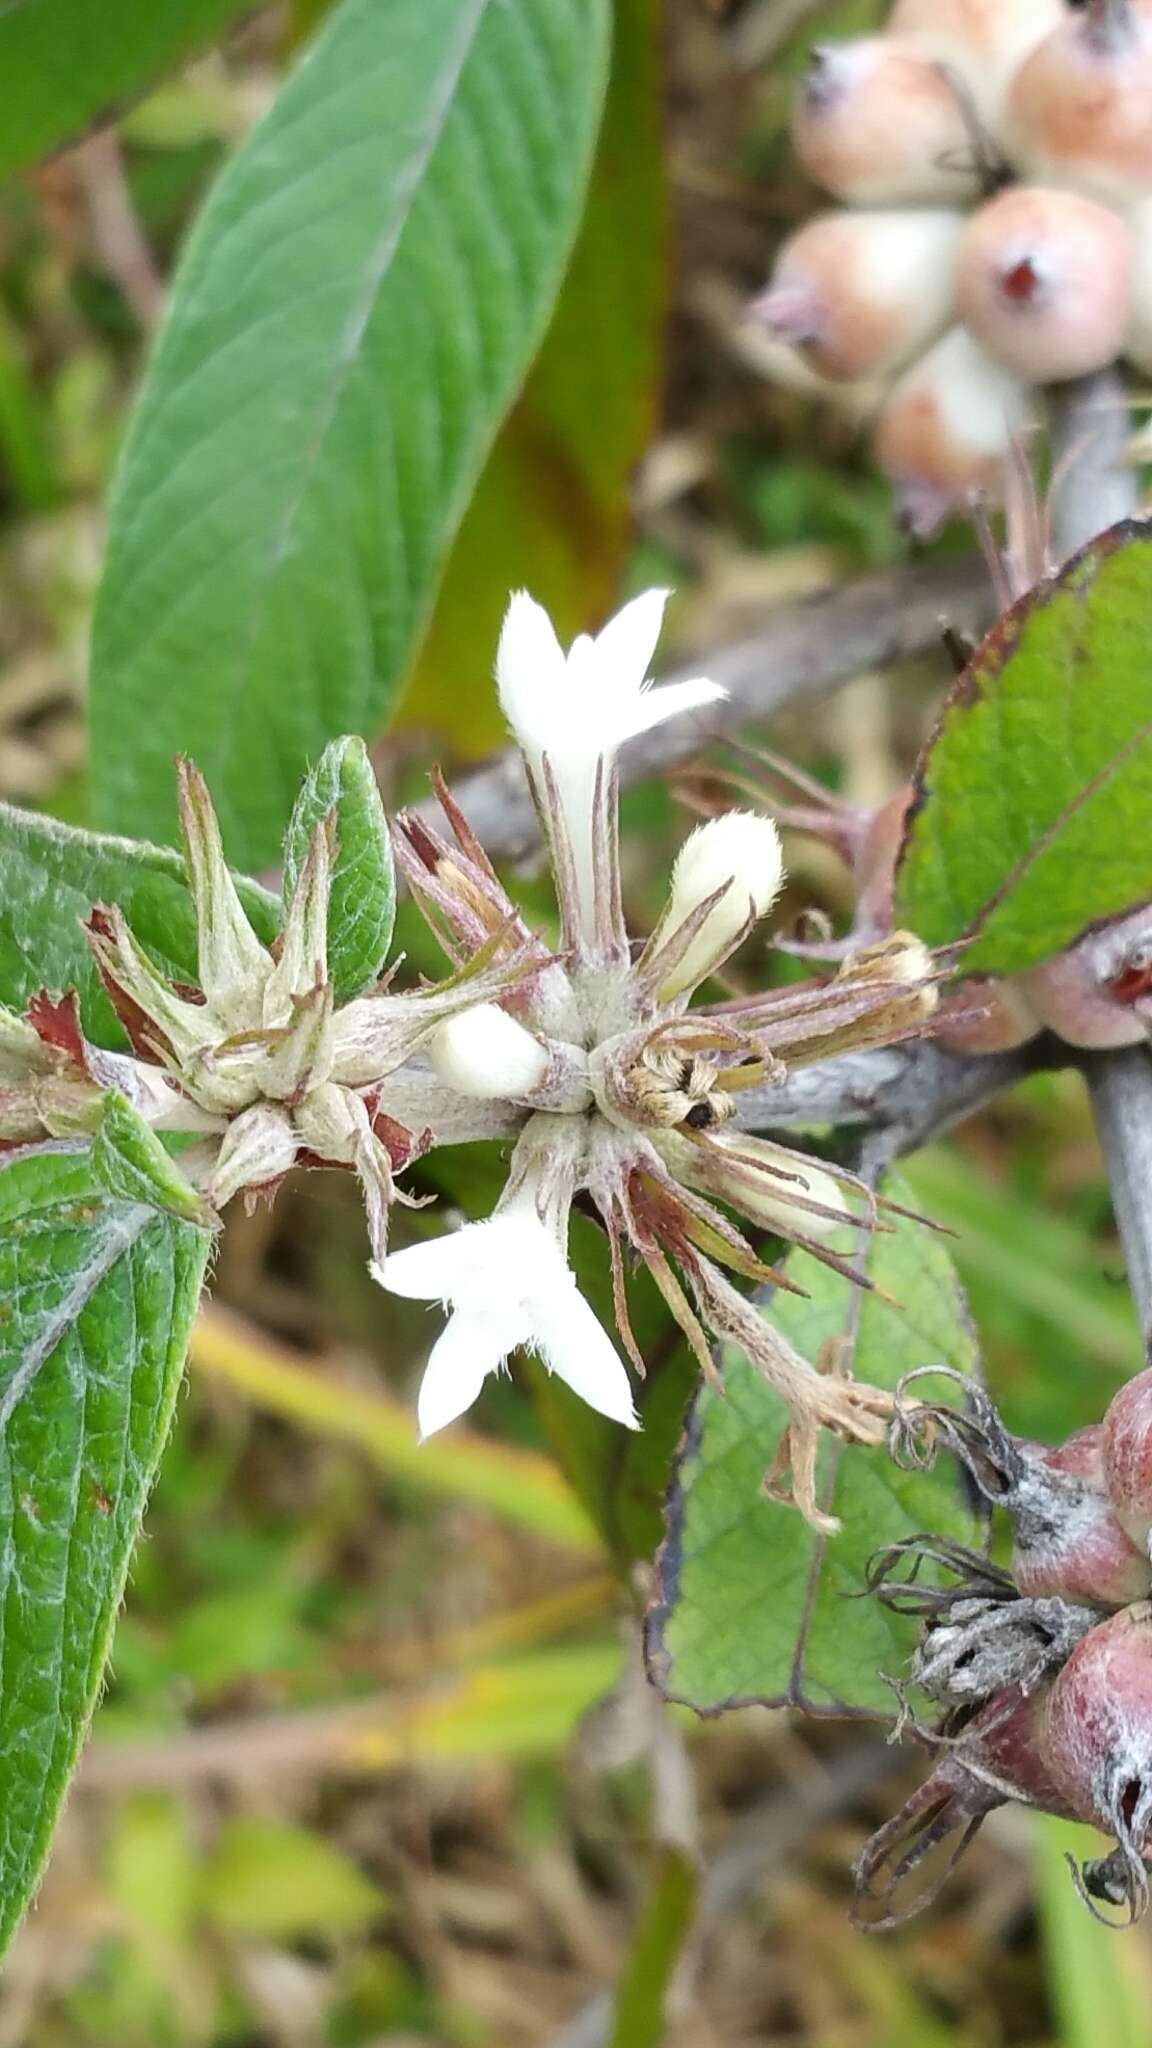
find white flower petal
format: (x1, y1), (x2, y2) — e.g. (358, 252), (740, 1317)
(614, 674), (727, 747)
(495, 590), (568, 757)
(532, 1285), (640, 1430)
(376, 1231), (475, 1302)
(416, 1308), (524, 1439)
(590, 586), (670, 694)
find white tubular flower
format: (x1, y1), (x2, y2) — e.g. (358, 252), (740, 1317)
(429, 1003), (550, 1101)
(377, 1201), (639, 1439)
(654, 812), (785, 1001)
(496, 589), (725, 952)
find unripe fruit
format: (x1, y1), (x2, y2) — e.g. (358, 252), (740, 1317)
(934, 974), (1042, 1054)
(1103, 1367), (1152, 1550)
(1016, 901), (1152, 1049)
(1043, 1602), (1152, 1908)
(954, 186), (1133, 382)
(888, 0), (1065, 117)
(1006, 0), (1152, 208)
(853, 1684), (1073, 1926)
(900, 1381), (1151, 1608)
(751, 210), (964, 385)
(791, 39), (981, 206)
(872, 326), (1034, 536)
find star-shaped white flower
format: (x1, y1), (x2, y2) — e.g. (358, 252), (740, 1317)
(496, 589), (725, 949)
(378, 1203), (639, 1439)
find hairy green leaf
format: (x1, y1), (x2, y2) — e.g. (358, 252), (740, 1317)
(0, 802), (278, 1047)
(895, 522), (1152, 974)
(283, 736), (394, 1000)
(0, 1145), (210, 1961)
(646, 1193), (979, 1719)
(92, 1093), (216, 1228)
(0, 0), (253, 183)
(401, 0), (667, 753)
(90, 0), (611, 865)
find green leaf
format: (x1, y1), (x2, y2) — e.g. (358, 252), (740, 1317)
(0, 1145), (210, 1962)
(400, 0), (668, 754)
(92, 1092), (216, 1229)
(89, 0), (611, 866)
(0, 801), (279, 1048)
(1034, 1815), (1152, 2048)
(646, 1191), (980, 1719)
(283, 736), (394, 1000)
(608, 1848), (698, 2048)
(202, 1816), (387, 1939)
(0, 0), (253, 184)
(895, 522), (1152, 975)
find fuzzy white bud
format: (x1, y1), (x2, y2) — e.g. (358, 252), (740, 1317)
(658, 813), (784, 1001)
(429, 1003), (550, 1101)
(733, 1158), (853, 1243)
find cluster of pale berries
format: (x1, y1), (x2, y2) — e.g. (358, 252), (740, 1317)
(854, 1365), (1152, 1926)
(0, 590), (939, 1523)
(755, 0), (1152, 532)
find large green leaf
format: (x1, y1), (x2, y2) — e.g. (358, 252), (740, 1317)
(0, 1145), (210, 1960)
(646, 1192), (980, 1719)
(89, 0), (611, 866)
(0, 0), (253, 184)
(895, 522), (1152, 975)
(400, 0), (667, 753)
(0, 802), (278, 1047)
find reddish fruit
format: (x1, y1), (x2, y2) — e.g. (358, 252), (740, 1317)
(791, 39), (982, 206)
(1016, 901), (1152, 1048)
(872, 326), (1034, 535)
(853, 1684), (1073, 1926)
(1006, 0), (1152, 208)
(954, 185), (1133, 382)
(1103, 1367), (1152, 1550)
(1043, 1602), (1152, 1914)
(751, 210), (964, 385)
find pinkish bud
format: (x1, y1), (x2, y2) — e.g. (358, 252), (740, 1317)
(934, 974), (1042, 1054)
(1006, 0), (1152, 207)
(752, 210), (963, 385)
(871, 327), (1034, 535)
(791, 39), (981, 205)
(1103, 1368), (1152, 1551)
(1015, 902), (1152, 1049)
(954, 186), (1133, 382)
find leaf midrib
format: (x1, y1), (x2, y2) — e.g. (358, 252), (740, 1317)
(1, 1200), (152, 1433)
(215, 0), (491, 800)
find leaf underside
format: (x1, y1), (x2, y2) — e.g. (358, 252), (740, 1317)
(89, 0), (611, 865)
(895, 521), (1152, 975)
(0, 1146), (209, 1959)
(646, 1191), (980, 1721)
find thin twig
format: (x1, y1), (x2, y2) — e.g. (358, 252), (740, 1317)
(416, 554), (991, 866)
(1050, 371), (1152, 1343)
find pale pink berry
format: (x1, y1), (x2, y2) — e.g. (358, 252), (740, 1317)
(1016, 903), (1152, 1049)
(791, 39), (981, 205)
(751, 210), (964, 384)
(1006, 0), (1152, 208)
(871, 326), (1033, 535)
(954, 185), (1133, 382)
(888, 0), (1065, 116)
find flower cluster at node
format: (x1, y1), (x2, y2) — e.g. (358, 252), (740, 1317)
(754, 0), (1152, 532)
(0, 588), (942, 1525)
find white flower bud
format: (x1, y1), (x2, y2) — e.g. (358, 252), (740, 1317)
(429, 1003), (550, 1100)
(728, 1157), (853, 1244)
(658, 813), (784, 1001)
